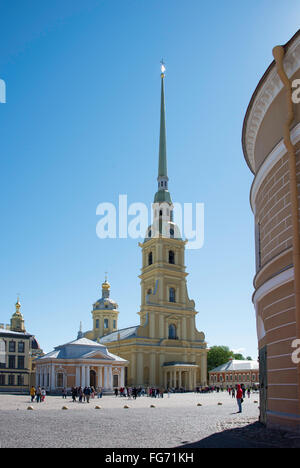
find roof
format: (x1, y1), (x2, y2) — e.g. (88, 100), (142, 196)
(209, 360), (259, 373)
(36, 337), (127, 362)
(0, 328), (32, 338)
(99, 326), (139, 344)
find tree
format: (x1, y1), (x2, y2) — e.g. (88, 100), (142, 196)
(207, 346), (234, 372)
(232, 353), (245, 360)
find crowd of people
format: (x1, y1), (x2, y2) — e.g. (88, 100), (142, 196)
(29, 383), (257, 413)
(29, 386), (46, 403)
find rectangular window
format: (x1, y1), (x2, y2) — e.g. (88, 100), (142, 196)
(8, 375), (15, 385)
(0, 374), (5, 385)
(9, 341), (15, 352)
(17, 375), (24, 386)
(255, 222), (261, 272)
(18, 342), (25, 353)
(18, 356), (25, 369)
(8, 355), (15, 369)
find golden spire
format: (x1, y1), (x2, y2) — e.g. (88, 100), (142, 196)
(160, 58), (166, 78)
(15, 295), (21, 315)
(102, 272), (110, 290)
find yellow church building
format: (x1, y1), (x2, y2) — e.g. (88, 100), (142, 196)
(84, 65), (207, 390)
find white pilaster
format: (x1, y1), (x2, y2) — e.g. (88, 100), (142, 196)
(120, 367), (124, 387)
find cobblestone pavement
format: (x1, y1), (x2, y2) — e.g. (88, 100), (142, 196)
(0, 392), (298, 448)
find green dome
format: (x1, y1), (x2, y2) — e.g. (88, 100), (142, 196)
(154, 190), (172, 204)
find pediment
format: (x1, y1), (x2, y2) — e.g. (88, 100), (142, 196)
(84, 351), (112, 360)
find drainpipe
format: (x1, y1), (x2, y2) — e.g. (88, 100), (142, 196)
(273, 45), (300, 416)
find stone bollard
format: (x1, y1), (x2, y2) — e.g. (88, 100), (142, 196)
(150, 404), (156, 408)
(218, 402), (222, 405)
(62, 406), (68, 410)
(27, 406), (34, 410)
(124, 405), (130, 409)
(197, 403), (202, 406)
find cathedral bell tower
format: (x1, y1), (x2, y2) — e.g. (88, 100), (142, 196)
(138, 63), (204, 344)
(90, 276), (119, 340)
(10, 298), (26, 333)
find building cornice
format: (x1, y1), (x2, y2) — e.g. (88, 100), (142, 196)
(242, 30), (300, 174)
(253, 266), (294, 307)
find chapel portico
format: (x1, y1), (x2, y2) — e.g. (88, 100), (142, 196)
(163, 363), (198, 390)
(35, 338), (127, 393)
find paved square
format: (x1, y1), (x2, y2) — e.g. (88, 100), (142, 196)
(0, 391), (265, 448)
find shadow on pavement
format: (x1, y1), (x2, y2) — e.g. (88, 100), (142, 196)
(177, 421), (295, 448)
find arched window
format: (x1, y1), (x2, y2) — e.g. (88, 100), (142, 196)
(147, 289), (152, 295)
(104, 319), (109, 329)
(169, 250), (175, 264)
(95, 319), (99, 329)
(148, 252), (153, 265)
(159, 210), (163, 217)
(168, 324), (176, 340)
(169, 287), (176, 303)
(170, 228), (174, 238)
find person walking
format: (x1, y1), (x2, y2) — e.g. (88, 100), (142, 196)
(30, 386), (36, 403)
(71, 386), (77, 402)
(84, 386), (91, 403)
(236, 384), (243, 413)
(36, 386), (41, 403)
(62, 387), (67, 399)
(41, 388), (46, 402)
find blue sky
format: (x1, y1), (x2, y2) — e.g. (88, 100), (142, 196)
(0, 0), (299, 357)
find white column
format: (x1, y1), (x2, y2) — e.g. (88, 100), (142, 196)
(120, 367), (125, 387)
(51, 365), (55, 391)
(98, 367), (102, 387)
(86, 365), (90, 386)
(179, 371), (182, 389)
(81, 365), (86, 387)
(104, 366), (108, 389)
(108, 367), (113, 389)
